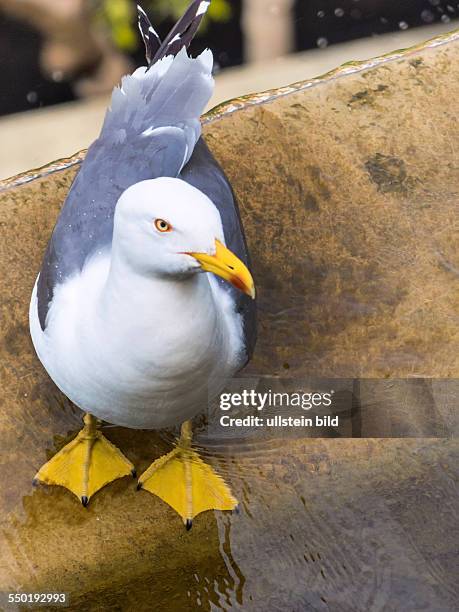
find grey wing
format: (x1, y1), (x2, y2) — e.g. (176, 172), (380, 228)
(180, 138), (257, 364)
(36, 40), (213, 330)
(36, 4), (214, 330)
(36, 126), (188, 330)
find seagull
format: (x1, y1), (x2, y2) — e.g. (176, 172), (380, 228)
(29, 1), (256, 528)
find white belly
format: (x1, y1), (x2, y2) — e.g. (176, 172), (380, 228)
(30, 253), (244, 429)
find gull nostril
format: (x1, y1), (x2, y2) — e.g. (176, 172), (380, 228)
(228, 265), (234, 270)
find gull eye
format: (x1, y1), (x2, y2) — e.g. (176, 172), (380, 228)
(154, 218), (172, 233)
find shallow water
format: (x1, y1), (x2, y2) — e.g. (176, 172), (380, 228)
(0, 385), (457, 611)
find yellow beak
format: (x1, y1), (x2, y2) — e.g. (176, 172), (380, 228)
(188, 239), (256, 299)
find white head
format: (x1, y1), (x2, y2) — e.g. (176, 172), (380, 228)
(112, 177), (255, 297)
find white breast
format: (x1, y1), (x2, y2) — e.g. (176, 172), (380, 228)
(30, 252), (245, 429)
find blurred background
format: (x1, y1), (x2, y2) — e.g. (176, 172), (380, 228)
(0, 0), (458, 179)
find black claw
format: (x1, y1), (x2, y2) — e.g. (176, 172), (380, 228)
(32, 478), (39, 487)
(131, 468), (137, 478)
(233, 504), (241, 515)
(136, 482), (143, 491)
(185, 519), (193, 531)
(81, 496), (89, 507)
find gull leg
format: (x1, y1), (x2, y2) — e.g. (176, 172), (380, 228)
(34, 413), (135, 506)
(137, 420), (237, 528)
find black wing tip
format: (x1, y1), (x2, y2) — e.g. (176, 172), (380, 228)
(137, 4), (161, 64)
(151, 0), (211, 64)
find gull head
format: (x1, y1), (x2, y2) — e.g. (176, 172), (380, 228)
(112, 177), (255, 298)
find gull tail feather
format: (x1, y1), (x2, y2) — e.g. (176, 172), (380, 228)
(106, 3), (213, 141)
(97, 2), (213, 178)
(104, 48), (213, 148)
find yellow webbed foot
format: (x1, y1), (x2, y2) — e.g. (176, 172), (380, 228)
(34, 414), (135, 506)
(137, 421), (237, 528)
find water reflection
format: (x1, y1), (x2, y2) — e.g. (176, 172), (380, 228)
(209, 437), (457, 611)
